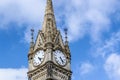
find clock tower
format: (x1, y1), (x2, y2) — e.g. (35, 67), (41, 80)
(27, 0), (72, 80)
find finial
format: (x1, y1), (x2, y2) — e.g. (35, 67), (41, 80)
(30, 28), (34, 47)
(64, 28), (68, 45)
(31, 28), (34, 42)
(29, 28), (34, 53)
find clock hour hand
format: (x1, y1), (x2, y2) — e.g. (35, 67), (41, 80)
(38, 57), (41, 61)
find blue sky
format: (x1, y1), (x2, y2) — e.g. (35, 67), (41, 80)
(0, 0), (120, 80)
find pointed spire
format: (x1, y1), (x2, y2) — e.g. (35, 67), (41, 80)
(42, 0), (57, 42)
(42, 0), (57, 32)
(45, 0), (54, 15)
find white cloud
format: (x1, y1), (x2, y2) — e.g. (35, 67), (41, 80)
(56, 0), (119, 42)
(0, 0), (45, 29)
(0, 0), (46, 43)
(0, 68), (28, 80)
(104, 53), (120, 80)
(0, 0), (119, 43)
(88, 30), (120, 80)
(92, 30), (120, 58)
(80, 62), (94, 75)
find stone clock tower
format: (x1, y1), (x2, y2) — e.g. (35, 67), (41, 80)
(27, 0), (72, 80)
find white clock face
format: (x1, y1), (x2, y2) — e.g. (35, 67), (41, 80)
(33, 50), (45, 66)
(54, 50), (67, 66)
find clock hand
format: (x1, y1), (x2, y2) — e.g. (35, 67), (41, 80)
(60, 57), (64, 64)
(38, 57), (41, 61)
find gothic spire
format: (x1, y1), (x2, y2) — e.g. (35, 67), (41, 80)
(45, 0), (54, 15)
(42, 0), (57, 35)
(41, 0), (58, 44)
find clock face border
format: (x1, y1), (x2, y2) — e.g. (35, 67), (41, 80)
(53, 50), (67, 66)
(33, 50), (45, 67)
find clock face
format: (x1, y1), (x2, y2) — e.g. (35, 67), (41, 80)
(54, 50), (67, 66)
(33, 50), (45, 66)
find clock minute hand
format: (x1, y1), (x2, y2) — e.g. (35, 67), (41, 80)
(60, 57), (64, 64)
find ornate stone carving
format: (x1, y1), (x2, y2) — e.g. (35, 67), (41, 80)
(46, 62), (53, 78)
